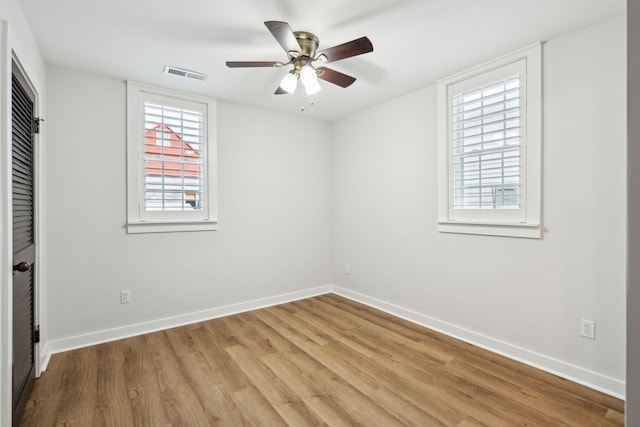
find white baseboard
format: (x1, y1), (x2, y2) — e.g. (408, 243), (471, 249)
(42, 283), (625, 399)
(332, 285), (625, 399)
(46, 285), (333, 356)
(38, 341), (51, 374)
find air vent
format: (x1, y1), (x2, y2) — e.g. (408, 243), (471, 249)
(163, 66), (208, 81)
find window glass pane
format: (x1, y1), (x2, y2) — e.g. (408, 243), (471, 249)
(451, 74), (521, 210)
(143, 102), (205, 212)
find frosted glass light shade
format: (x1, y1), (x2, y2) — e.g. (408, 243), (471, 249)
(303, 77), (321, 95)
(300, 65), (321, 95)
(300, 65), (316, 83)
(279, 72), (298, 93)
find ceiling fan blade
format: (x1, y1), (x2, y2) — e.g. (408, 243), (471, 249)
(316, 67), (356, 88)
(317, 36), (373, 63)
(264, 21), (300, 54)
(226, 61), (282, 68)
(274, 86), (289, 95)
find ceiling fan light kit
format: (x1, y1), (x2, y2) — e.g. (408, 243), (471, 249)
(226, 21), (373, 96)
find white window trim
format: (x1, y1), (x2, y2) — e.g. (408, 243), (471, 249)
(126, 81), (218, 233)
(437, 43), (542, 239)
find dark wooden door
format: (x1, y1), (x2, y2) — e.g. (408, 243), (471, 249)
(11, 70), (36, 427)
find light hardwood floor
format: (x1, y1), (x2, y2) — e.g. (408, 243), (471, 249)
(20, 294), (624, 426)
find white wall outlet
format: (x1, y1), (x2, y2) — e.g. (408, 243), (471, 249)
(121, 290), (131, 304)
(345, 264), (351, 275)
(580, 319), (596, 339)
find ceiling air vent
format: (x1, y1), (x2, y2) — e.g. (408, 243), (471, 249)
(163, 66), (208, 81)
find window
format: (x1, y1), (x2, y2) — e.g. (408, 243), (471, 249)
(437, 43), (542, 238)
(127, 82), (217, 233)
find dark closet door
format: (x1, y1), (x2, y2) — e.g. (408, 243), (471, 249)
(12, 70), (36, 427)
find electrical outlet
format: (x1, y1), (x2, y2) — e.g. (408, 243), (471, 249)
(345, 264), (351, 275)
(121, 290), (131, 304)
(580, 319), (595, 339)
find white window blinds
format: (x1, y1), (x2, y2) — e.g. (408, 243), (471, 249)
(143, 101), (205, 213)
(127, 81), (218, 233)
(451, 74), (522, 210)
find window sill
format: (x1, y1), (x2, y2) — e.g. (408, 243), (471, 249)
(438, 220), (541, 239)
(127, 220), (218, 234)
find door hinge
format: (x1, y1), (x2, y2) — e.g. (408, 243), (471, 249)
(34, 325), (40, 343)
(32, 117), (44, 134)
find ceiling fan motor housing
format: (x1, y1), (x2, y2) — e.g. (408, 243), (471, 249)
(291, 31), (320, 73)
(293, 31), (319, 58)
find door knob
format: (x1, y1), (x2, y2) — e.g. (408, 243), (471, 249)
(13, 262), (31, 272)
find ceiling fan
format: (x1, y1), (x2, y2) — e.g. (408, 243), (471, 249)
(226, 21), (373, 95)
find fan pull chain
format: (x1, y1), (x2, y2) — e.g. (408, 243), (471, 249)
(300, 96), (315, 112)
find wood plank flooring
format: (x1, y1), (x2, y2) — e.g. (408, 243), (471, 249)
(19, 294), (625, 426)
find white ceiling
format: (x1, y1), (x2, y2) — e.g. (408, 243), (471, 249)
(19, 0), (625, 121)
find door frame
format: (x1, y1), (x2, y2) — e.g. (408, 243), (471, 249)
(1, 20), (43, 427)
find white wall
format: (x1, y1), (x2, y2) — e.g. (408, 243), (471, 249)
(0, 0), (47, 424)
(333, 15), (626, 396)
(45, 68), (333, 346)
